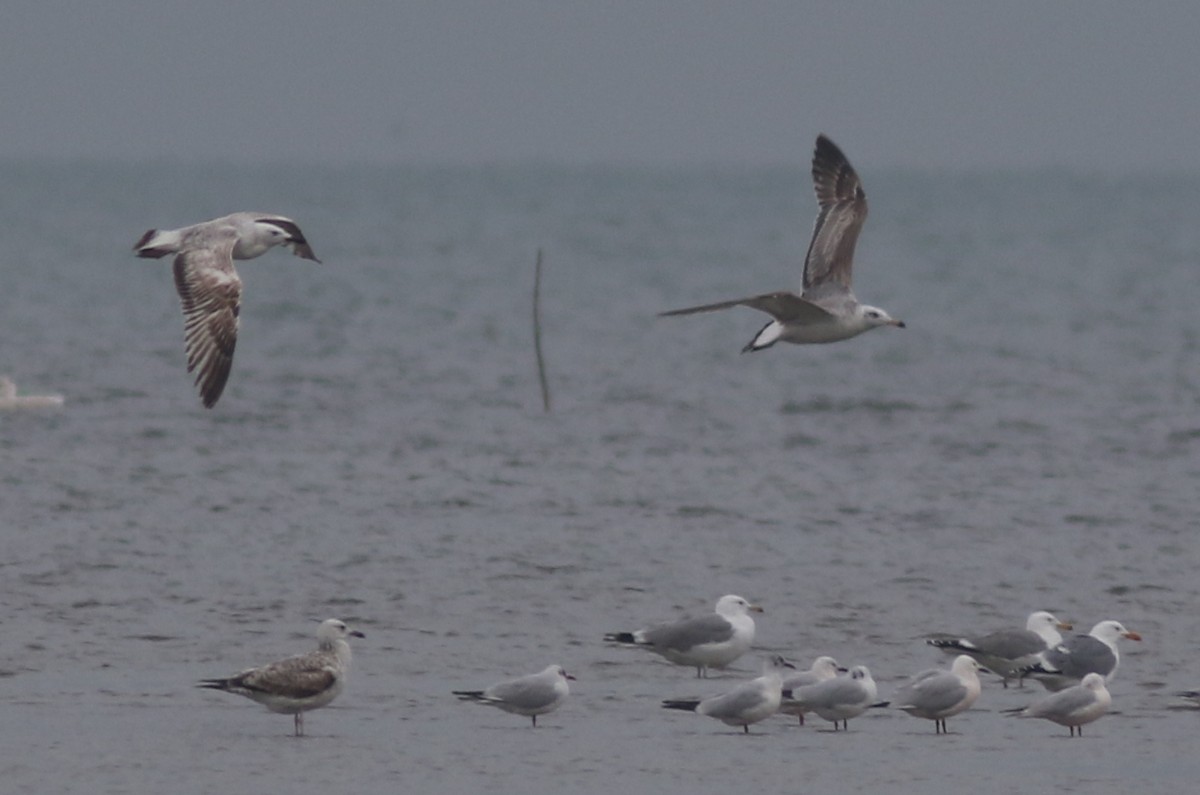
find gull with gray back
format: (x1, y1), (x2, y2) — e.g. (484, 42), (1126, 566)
(660, 135), (904, 352)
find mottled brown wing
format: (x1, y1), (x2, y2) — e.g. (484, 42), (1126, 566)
(238, 658), (338, 700)
(172, 237), (241, 408)
(802, 135), (868, 294)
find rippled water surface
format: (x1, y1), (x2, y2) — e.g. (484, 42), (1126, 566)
(2, 161), (1199, 793)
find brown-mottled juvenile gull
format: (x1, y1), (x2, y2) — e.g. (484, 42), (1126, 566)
(198, 618), (363, 736)
(604, 594), (763, 678)
(781, 665), (878, 731)
(133, 212), (320, 408)
(893, 655), (983, 734)
(453, 665), (575, 727)
(662, 656), (793, 733)
(659, 135), (904, 352)
(1022, 620), (1141, 692)
(927, 610), (1072, 688)
(777, 656), (843, 725)
(1013, 672), (1111, 736)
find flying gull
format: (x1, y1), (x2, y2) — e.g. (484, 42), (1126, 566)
(777, 655), (844, 725)
(662, 656), (792, 733)
(1022, 619), (1141, 691)
(133, 212), (320, 408)
(197, 618), (364, 736)
(453, 664), (575, 727)
(893, 655), (983, 734)
(604, 594), (763, 677)
(1011, 672), (1112, 736)
(781, 664), (878, 731)
(927, 610), (1072, 688)
(660, 135), (904, 352)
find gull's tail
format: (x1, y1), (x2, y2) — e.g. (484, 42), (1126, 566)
(661, 699), (701, 712)
(133, 228), (182, 258)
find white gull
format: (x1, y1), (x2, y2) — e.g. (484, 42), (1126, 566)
(604, 594), (762, 677)
(1022, 620), (1141, 691)
(777, 655), (843, 725)
(782, 664), (878, 731)
(927, 610), (1072, 687)
(662, 656), (792, 734)
(133, 212), (320, 408)
(197, 618), (363, 736)
(893, 655), (983, 734)
(453, 664), (575, 727)
(660, 135), (904, 352)
(1013, 672), (1112, 736)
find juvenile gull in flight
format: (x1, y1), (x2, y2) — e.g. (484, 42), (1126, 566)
(927, 610), (1072, 688)
(781, 664), (878, 731)
(660, 135), (904, 352)
(453, 664), (575, 727)
(133, 212), (320, 408)
(197, 618), (363, 736)
(893, 655), (983, 734)
(1011, 672), (1112, 736)
(662, 656), (792, 733)
(777, 655), (844, 725)
(1022, 619), (1141, 691)
(604, 594), (762, 677)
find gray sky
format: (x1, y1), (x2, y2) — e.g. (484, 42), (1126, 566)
(3, 2), (1199, 171)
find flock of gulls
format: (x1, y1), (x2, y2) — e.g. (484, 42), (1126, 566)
(7, 134), (1177, 741)
(202, 601), (1150, 738)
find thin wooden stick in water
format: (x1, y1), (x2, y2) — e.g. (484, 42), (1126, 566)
(532, 248), (552, 412)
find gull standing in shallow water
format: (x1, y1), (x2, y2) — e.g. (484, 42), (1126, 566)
(1022, 620), (1141, 691)
(453, 665), (575, 727)
(927, 610), (1073, 688)
(659, 135), (904, 352)
(604, 594), (762, 677)
(662, 656), (793, 734)
(198, 618), (363, 736)
(781, 665), (878, 731)
(777, 656), (844, 725)
(1012, 673), (1111, 736)
(133, 212), (320, 408)
(893, 655), (983, 734)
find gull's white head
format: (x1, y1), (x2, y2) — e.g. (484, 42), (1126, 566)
(1080, 673), (1108, 691)
(1029, 611), (1072, 642)
(858, 304), (905, 330)
(951, 655), (983, 677)
(1090, 620), (1141, 645)
(848, 665), (873, 682)
(812, 656), (842, 676)
(316, 618), (365, 646)
(715, 594), (763, 617)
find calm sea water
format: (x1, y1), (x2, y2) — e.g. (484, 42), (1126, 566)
(2, 160), (1199, 793)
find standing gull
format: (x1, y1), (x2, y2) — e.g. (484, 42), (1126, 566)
(927, 610), (1072, 688)
(604, 594), (762, 677)
(198, 618), (363, 736)
(777, 656), (844, 725)
(781, 665), (878, 731)
(659, 135), (904, 352)
(1022, 620), (1141, 691)
(453, 665), (575, 727)
(662, 656), (792, 733)
(133, 212), (320, 408)
(893, 655), (983, 734)
(1013, 673), (1111, 736)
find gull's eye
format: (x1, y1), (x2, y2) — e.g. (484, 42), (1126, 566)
(867, 311), (880, 319)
